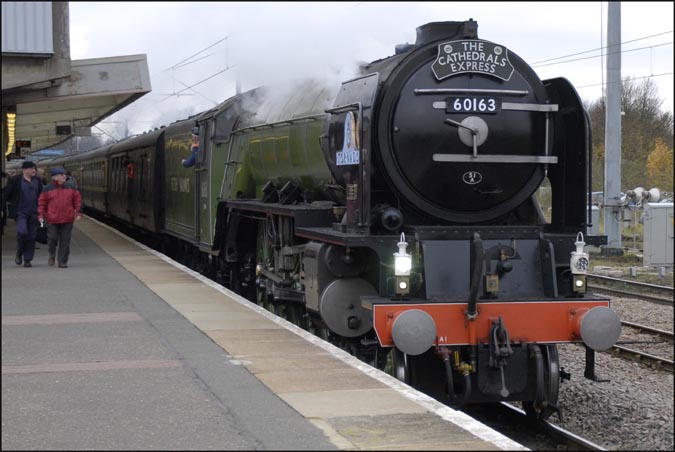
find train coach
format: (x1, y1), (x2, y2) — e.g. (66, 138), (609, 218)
(56, 19), (622, 419)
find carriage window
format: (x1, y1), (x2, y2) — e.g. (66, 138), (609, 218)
(140, 155), (145, 193)
(115, 158), (122, 192)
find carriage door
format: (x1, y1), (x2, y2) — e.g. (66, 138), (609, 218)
(195, 119), (213, 246)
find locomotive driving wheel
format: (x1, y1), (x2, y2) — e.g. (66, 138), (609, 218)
(255, 221), (274, 311)
(255, 280), (271, 310)
(523, 344), (560, 420)
(310, 322), (331, 342)
(391, 348), (411, 384)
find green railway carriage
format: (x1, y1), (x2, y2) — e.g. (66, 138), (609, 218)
(162, 103), (235, 254)
(108, 130), (164, 233)
(163, 120), (197, 241)
(67, 145), (111, 212)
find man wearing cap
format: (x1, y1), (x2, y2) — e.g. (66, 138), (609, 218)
(1, 161), (43, 267)
(38, 168), (82, 268)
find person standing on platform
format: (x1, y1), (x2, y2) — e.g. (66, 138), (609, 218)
(37, 167), (48, 186)
(1, 161), (43, 267)
(38, 168), (82, 268)
(65, 171), (79, 191)
(1, 170), (7, 236)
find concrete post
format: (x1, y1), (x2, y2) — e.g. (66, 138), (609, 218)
(603, 1), (623, 250)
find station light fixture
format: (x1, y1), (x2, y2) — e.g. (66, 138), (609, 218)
(394, 232), (412, 295)
(5, 112), (16, 157)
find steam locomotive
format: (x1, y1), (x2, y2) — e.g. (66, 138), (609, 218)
(40, 20), (622, 419)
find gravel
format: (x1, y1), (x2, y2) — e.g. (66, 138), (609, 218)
(550, 295), (674, 451)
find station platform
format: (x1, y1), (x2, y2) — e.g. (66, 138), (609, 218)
(2, 216), (526, 450)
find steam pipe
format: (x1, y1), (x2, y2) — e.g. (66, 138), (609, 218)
(441, 349), (456, 400)
(460, 370), (472, 406)
(468, 232), (483, 319)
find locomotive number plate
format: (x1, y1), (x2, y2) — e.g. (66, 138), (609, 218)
(446, 97), (501, 114)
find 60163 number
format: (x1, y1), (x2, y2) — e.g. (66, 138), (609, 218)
(446, 97), (501, 114)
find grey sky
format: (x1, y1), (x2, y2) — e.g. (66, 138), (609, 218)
(69, 1), (674, 139)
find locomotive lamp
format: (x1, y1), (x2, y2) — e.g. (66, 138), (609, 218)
(570, 232), (589, 293)
(394, 232), (412, 295)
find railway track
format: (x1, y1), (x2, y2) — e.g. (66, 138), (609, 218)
(610, 345), (674, 372)
(587, 274), (673, 305)
(462, 402), (607, 450)
(611, 320), (674, 372)
(586, 276), (674, 371)
(621, 320), (674, 340)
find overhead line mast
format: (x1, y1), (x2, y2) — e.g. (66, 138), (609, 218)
(604, 1), (623, 250)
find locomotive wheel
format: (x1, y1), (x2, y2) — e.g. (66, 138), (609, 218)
(523, 344), (560, 420)
(229, 264), (243, 293)
(315, 327), (330, 342)
(309, 320), (331, 342)
(273, 303), (286, 319)
(391, 348), (411, 384)
(255, 221), (274, 309)
(355, 343), (387, 368)
(285, 304), (301, 325)
(255, 284), (270, 309)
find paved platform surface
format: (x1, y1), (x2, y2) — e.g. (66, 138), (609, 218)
(2, 216), (526, 450)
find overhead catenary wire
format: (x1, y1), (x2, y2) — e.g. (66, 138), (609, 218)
(170, 77), (220, 106)
(172, 53), (215, 70)
(530, 30), (673, 66)
(108, 35), (234, 137)
(92, 124), (120, 142)
(528, 10), (673, 99)
(164, 36), (229, 71)
(158, 65), (236, 103)
(532, 41), (673, 68)
(575, 72), (674, 90)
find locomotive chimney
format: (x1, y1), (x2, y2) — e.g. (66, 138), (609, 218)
(414, 19), (478, 47)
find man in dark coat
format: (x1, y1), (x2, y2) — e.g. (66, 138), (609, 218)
(1, 170), (7, 235)
(1, 161), (43, 267)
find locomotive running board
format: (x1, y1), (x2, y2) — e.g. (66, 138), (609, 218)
(222, 199), (335, 227)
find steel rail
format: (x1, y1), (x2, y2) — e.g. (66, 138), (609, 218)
(588, 274), (672, 291)
(621, 320), (674, 340)
(587, 284), (673, 305)
(610, 345), (674, 372)
(500, 402), (607, 451)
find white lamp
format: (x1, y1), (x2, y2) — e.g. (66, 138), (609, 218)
(394, 232), (411, 295)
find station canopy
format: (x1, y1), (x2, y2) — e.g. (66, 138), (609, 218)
(3, 54), (151, 153)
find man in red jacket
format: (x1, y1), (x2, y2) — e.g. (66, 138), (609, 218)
(38, 168), (82, 268)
